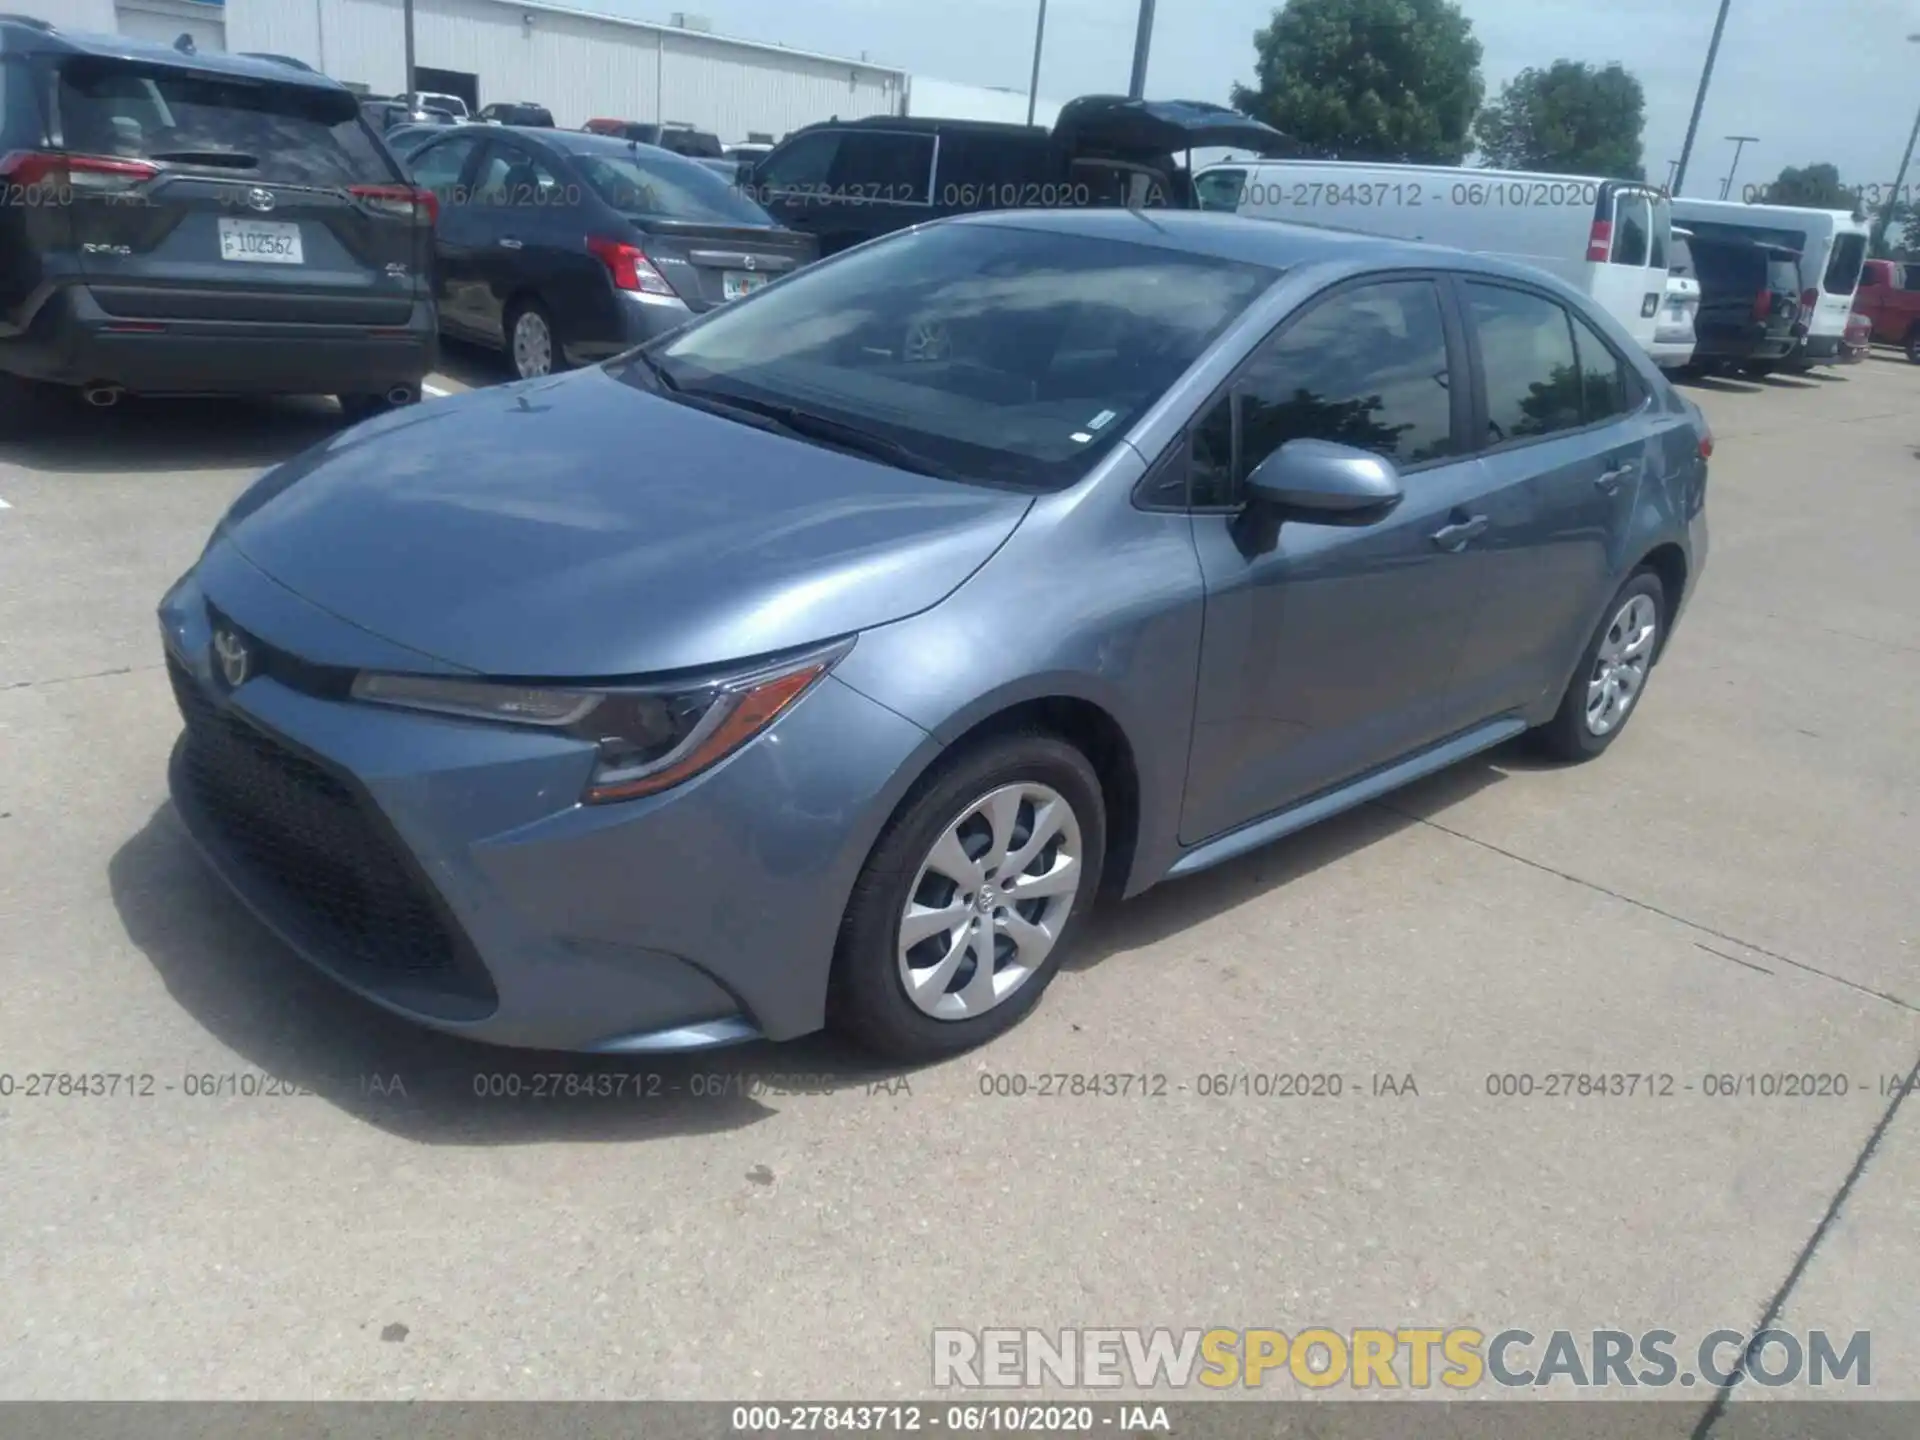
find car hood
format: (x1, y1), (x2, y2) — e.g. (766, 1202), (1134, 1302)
(218, 370), (1033, 678)
(1052, 97), (1296, 159)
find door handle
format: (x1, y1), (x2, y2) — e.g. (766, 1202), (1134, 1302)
(1595, 463), (1637, 493)
(498, 237), (523, 250)
(1430, 514), (1489, 551)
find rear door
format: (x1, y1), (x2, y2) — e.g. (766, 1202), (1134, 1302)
(53, 57), (430, 324)
(1814, 228), (1867, 341)
(1587, 186), (1662, 353)
(1448, 278), (1654, 720)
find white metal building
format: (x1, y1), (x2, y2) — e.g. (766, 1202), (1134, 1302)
(28, 0), (911, 140)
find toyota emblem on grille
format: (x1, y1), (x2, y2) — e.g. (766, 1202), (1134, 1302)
(212, 628), (252, 689)
(743, 255), (756, 271)
(245, 187), (276, 213)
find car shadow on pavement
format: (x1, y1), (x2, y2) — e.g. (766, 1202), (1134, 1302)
(1067, 747), (1513, 974)
(1673, 373), (1765, 395)
(108, 802), (905, 1144)
(433, 336), (517, 393)
(0, 394), (347, 475)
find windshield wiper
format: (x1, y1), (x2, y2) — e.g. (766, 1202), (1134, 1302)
(149, 149), (260, 169)
(620, 349), (681, 393)
(677, 388), (961, 478)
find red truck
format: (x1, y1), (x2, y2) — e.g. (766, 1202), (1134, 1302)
(1853, 258), (1920, 360)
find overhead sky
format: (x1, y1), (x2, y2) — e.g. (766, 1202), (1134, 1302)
(566, 0), (1920, 198)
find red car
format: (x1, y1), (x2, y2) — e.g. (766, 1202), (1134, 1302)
(1853, 258), (1920, 360)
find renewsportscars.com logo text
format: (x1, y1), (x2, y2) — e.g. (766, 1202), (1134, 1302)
(932, 1327), (1871, 1391)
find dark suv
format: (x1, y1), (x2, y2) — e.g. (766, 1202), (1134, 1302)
(1684, 236), (1803, 377)
(0, 19), (437, 424)
(583, 119), (724, 159)
(744, 96), (1292, 256)
(477, 102), (554, 127)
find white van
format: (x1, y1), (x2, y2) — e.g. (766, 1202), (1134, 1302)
(1667, 199), (1869, 368)
(1194, 160), (1672, 355)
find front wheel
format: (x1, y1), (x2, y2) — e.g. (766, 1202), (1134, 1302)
(1532, 569), (1666, 762)
(829, 733), (1106, 1061)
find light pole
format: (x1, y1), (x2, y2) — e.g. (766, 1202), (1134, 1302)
(1870, 34), (1920, 256)
(1127, 0), (1156, 100)
(1673, 0), (1732, 196)
(1025, 0), (1047, 126)
(1720, 135), (1758, 200)
(402, 0), (416, 104)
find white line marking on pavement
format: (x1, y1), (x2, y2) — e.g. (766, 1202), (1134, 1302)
(0, 496), (10, 509)
(422, 384), (451, 397)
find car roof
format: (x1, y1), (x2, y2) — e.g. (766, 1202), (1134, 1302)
(947, 207), (1543, 277)
(0, 17), (349, 91)
(792, 114), (1046, 141)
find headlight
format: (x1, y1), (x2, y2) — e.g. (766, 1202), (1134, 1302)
(350, 639), (852, 804)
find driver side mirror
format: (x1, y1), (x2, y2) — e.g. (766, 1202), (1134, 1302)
(1243, 439), (1404, 525)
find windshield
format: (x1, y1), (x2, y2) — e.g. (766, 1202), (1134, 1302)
(571, 147), (772, 225)
(633, 221), (1279, 490)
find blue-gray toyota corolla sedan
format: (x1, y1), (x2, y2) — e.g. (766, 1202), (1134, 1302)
(160, 210), (1710, 1061)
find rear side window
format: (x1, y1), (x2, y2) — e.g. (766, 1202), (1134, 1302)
(828, 130), (934, 204)
(1570, 312), (1633, 424)
(56, 61), (393, 186)
(1823, 233), (1866, 296)
(1211, 278), (1455, 501)
(1195, 168), (1246, 212)
(661, 128), (723, 159)
(1766, 255), (1800, 295)
(1467, 282), (1582, 443)
(1610, 192), (1650, 267)
(934, 129), (1058, 199)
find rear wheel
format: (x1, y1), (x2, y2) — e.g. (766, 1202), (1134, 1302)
(506, 296), (562, 380)
(828, 733), (1106, 1062)
(1533, 569), (1666, 763)
(1906, 330), (1920, 365)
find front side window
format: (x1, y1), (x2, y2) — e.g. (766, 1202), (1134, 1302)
(827, 131), (934, 204)
(755, 130), (840, 191)
(639, 222), (1277, 490)
(1468, 282), (1583, 443)
(408, 133), (479, 192)
(1195, 168), (1247, 212)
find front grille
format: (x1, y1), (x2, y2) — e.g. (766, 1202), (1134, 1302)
(167, 656), (497, 1017)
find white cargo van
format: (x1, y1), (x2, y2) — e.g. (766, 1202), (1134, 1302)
(1193, 160), (1673, 355)
(1667, 199), (1869, 369)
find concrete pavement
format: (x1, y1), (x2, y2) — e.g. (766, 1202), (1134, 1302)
(0, 355), (1914, 1404)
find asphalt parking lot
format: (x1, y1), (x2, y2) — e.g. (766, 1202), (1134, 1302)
(0, 352), (1915, 1404)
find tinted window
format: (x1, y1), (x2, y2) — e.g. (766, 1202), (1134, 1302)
(1668, 237), (1694, 278)
(1650, 198), (1670, 270)
(934, 129), (1058, 197)
(660, 128), (723, 159)
(1570, 313), (1633, 424)
(1195, 168), (1246, 212)
(1468, 283), (1582, 443)
(756, 130), (840, 190)
(642, 224), (1277, 490)
(572, 146), (772, 224)
(828, 130), (934, 204)
(1222, 281), (1454, 497)
(1823, 233), (1867, 296)
(1904, 265), (1920, 292)
(56, 60), (393, 186)
(409, 133), (481, 192)
(1610, 192), (1650, 267)
(471, 144), (563, 206)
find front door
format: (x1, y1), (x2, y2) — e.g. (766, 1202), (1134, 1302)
(1180, 276), (1488, 844)
(405, 131), (486, 336)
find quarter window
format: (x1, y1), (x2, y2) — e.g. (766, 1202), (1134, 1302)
(1570, 313), (1633, 424)
(1467, 283), (1583, 442)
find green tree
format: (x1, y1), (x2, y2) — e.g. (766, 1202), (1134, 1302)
(1230, 0), (1485, 165)
(1473, 61), (1645, 180)
(1758, 163), (1854, 209)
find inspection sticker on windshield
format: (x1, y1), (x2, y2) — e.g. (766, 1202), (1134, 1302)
(1087, 409), (1117, 431)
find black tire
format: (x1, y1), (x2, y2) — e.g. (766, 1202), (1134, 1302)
(828, 732), (1107, 1062)
(1741, 361), (1777, 378)
(504, 294), (563, 380)
(1906, 330), (1920, 365)
(1532, 568), (1667, 763)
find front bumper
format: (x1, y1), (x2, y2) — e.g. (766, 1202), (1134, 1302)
(1, 284), (437, 395)
(158, 547), (935, 1052)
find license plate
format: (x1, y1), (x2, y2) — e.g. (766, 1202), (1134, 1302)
(722, 269), (770, 301)
(218, 218), (303, 264)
